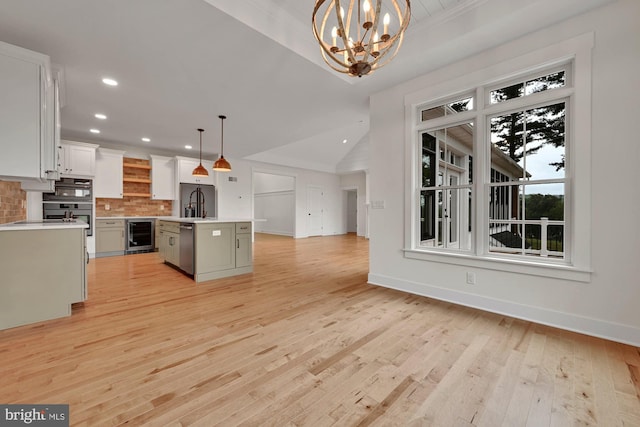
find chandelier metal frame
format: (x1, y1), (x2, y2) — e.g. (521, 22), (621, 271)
(312, 0), (411, 77)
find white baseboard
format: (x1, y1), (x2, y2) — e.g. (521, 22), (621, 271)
(368, 273), (640, 347)
(256, 230), (294, 237)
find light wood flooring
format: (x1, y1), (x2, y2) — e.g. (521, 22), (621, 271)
(1, 233), (639, 426)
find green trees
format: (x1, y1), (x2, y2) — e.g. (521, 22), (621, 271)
(490, 71), (566, 171)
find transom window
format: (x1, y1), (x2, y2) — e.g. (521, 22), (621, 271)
(414, 64), (571, 263)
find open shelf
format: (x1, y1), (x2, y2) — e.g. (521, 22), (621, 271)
(123, 192), (152, 197)
(123, 163), (152, 170)
(123, 178), (152, 184)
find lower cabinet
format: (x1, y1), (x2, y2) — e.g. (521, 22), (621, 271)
(194, 222), (253, 282)
(236, 222), (252, 268)
(0, 227), (87, 330)
(158, 220), (252, 282)
(158, 221), (180, 267)
(95, 219), (125, 257)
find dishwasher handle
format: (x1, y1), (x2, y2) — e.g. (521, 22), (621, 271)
(180, 224), (193, 230)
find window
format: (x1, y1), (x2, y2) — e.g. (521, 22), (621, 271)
(413, 64), (572, 264)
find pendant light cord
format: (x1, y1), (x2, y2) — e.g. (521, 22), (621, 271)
(219, 115), (226, 157)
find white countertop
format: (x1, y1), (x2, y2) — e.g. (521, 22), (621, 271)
(157, 217), (265, 224)
(96, 216), (264, 223)
(0, 219), (90, 232)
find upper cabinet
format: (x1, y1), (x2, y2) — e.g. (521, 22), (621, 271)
(0, 41), (57, 185)
(177, 157), (215, 186)
(150, 155), (175, 200)
(58, 140), (97, 177)
(94, 148), (124, 198)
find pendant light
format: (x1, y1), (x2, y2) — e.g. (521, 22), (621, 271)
(213, 115), (231, 172)
(192, 128), (209, 176)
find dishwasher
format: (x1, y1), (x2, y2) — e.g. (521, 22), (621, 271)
(179, 223), (194, 274)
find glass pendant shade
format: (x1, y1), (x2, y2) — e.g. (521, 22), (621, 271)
(213, 115), (231, 172)
(192, 128), (209, 177)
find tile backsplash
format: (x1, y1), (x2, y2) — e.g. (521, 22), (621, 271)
(0, 180), (27, 224)
(95, 197), (172, 217)
(96, 157), (173, 217)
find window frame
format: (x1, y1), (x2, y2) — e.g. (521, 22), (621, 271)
(403, 34), (593, 282)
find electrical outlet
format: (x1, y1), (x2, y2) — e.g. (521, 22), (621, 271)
(466, 272), (476, 285)
(160, 205), (164, 211)
(105, 203), (110, 211)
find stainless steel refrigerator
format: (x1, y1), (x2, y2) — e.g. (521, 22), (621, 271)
(179, 183), (216, 218)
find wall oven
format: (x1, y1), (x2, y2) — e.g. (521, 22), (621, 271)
(43, 203), (93, 235)
(126, 218), (155, 254)
(43, 178), (93, 236)
(43, 178), (92, 202)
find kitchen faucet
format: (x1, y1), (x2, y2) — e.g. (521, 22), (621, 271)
(188, 188), (207, 218)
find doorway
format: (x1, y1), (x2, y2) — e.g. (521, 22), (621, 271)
(346, 189), (357, 234)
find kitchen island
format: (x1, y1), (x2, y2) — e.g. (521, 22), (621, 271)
(157, 218), (259, 283)
(0, 220), (88, 330)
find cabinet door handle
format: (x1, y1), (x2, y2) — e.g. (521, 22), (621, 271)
(237, 239), (239, 249)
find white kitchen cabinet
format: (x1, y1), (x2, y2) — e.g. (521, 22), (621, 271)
(177, 157), (215, 185)
(59, 141), (97, 177)
(94, 148), (124, 198)
(150, 155), (175, 200)
(0, 41), (57, 184)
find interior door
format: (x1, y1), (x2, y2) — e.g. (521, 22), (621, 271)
(307, 186), (324, 237)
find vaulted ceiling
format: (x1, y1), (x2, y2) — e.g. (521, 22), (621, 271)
(0, 0), (614, 173)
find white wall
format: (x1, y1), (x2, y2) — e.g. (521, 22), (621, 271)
(253, 172), (295, 236)
(217, 159), (345, 238)
(336, 133), (369, 174)
(253, 172), (295, 193)
(216, 158), (253, 219)
(368, 0), (640, 345)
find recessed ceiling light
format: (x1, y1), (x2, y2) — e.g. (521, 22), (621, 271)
(141, 137), (151, 142)
(90, 129), (100, 134)
(185, 145), (192, 150)
(95, 113), (107, 120)
(342, 139), (348, 144)
(102, 77), (118, 86)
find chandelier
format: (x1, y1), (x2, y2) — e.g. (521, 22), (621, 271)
(312, 0), (411, 77)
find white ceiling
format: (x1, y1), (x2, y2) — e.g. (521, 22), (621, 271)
(0, 0), (614, 173)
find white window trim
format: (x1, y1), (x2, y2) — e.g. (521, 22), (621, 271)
(404, 33), (594, 282)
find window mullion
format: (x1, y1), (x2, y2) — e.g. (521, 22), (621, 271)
(474, 86), (486, 257)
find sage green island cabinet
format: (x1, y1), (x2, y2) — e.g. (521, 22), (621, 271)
(0, 224), (88, 331)
(157, 219), (255, 282)
(95, 218), (125, 257)
(157, 220), (180, 267)
(195, 221), (253, 282)
(235, 222), (252, 268)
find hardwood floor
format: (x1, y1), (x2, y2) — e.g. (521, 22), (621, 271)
(1, 233), (639, 426)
